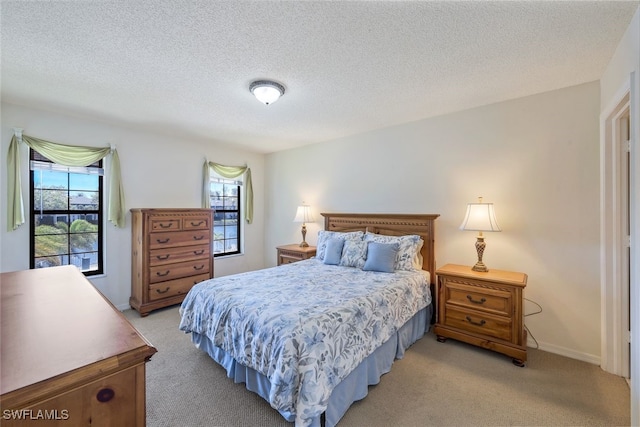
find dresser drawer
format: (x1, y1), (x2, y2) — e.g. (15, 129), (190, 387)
(149, 230), (210, 249)
(149, 244), (210, 266)
(149, 259), (210, 283)
(148, 273), (210, 301)
(149, 217), (182, 232)
(276, 244), (317, 265)
(444, 280), (513, 317)
(444, 306), (513, 342)
(182, 216), (211, 230)
(280, 254), (302, 264)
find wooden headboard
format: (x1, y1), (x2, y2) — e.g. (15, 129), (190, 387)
(321, 213), (439, 283)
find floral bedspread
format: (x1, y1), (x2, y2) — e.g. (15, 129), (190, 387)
(179, 259), (431, 426)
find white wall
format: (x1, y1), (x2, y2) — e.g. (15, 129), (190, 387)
(0, 103), (266, 310)
(601, 6), (640, 112)
(265, 81), (602, 363)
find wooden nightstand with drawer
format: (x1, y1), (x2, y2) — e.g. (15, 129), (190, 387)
(434, 263), (528, 366)
(277, 244), (317, 265)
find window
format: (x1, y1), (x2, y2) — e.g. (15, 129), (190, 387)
(209, 176), (241, 256)
(29, 150), (104, 275)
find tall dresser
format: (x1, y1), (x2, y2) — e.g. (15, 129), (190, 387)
(130, 208), (214, 316)
(1, 266), (157, 426)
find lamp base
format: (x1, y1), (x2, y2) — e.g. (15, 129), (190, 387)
(471, 261), (488, 272)
(472, 235), (489, 272)
(299, 224), (309, 248)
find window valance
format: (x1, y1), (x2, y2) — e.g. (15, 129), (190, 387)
(202, 160), (253, 224)
(7, 132), (126, 231)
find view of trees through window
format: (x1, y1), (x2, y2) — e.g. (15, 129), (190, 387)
(209, 179), (240, 256)
(30, 151), (103, 275)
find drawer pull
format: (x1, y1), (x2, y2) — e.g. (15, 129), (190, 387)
(465, 316), (486, 327)
(156, 287), (170, 294)
(96, 388), (115, 403)
(156, 270), (170, 277)
(193, 235), (204, 241)
(159, 223), (173, 228)
(193, 265), (205, 271)
(194, 250), (205, 255)
(466, 295), (487, 305)
(156, 238), (170, 244)
(190, 220), (204, 226)
(156, 254), (170, 260)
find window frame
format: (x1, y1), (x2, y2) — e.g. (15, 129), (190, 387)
(29, 149), (105, 276)
(209, 175), (242, 258)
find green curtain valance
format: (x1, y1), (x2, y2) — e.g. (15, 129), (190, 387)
(7, 133), (126, 231)
(202, 160), (253, 224)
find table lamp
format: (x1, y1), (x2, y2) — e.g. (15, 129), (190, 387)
(459, 197), (501, 272)
(293, 204), (314, 247)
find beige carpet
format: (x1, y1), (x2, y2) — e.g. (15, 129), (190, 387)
(125, 306), (630, 427)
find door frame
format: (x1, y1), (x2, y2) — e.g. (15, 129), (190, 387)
(600, 70), (639, 425)
(600, 82), (631, 377)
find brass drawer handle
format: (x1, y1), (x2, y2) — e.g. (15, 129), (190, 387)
(156, 287), (170, 294)
(156, 270), (170, 277)
(193, 250), (205, 255)
(465, 316), (486, 327)
(156, 254), (170, 260)
(190, 220), (204, 226)
(159, 223), (172, 228)
(156, 238), (170, 244)
(466, 295), (487, 305)
(193, 235), (204, 241)
(193, 265), (205, 271)
(96, 388), (115, 403)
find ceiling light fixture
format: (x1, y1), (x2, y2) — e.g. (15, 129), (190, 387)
(249, 80), (285, 105)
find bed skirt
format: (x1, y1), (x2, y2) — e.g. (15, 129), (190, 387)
(189, 304), (432, 427)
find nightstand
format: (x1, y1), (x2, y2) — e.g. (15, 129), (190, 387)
(276, 244), (317, 265)
(433, 263), (528, 366)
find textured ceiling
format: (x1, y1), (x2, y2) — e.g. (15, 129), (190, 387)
(1, 1), (638, 153)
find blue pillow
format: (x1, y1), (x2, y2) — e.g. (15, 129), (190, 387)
(323, 238), (345, 265)
(363, 242), (399, 273)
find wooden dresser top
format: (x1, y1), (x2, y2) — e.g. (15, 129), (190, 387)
(436, 263), (527, 287)
(1, 266), (156, 398)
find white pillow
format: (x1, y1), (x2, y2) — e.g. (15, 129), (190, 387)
(339, 238), (368, 268)
(316, 230), (364, 260)
(364, 232), (423, 271)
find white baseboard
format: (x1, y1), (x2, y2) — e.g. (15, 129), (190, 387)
(533, 340), (601, 366)
(116, 303), (131, 312)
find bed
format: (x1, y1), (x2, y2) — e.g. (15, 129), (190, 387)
(179, 213), (438, 426)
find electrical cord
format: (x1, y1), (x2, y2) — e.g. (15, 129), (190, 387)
(524, 297), (542, 316)
(524, 324), (539, 349)
(524, 297), (542, 349)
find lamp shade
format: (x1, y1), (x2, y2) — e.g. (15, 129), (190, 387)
(293, 205), (314, 223)
(459, 202), (501, 232)
(250, 80), (285, 105)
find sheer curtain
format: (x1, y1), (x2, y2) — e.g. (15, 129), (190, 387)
(202, 160), (253, 224)
(6, 132), (126, 231)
